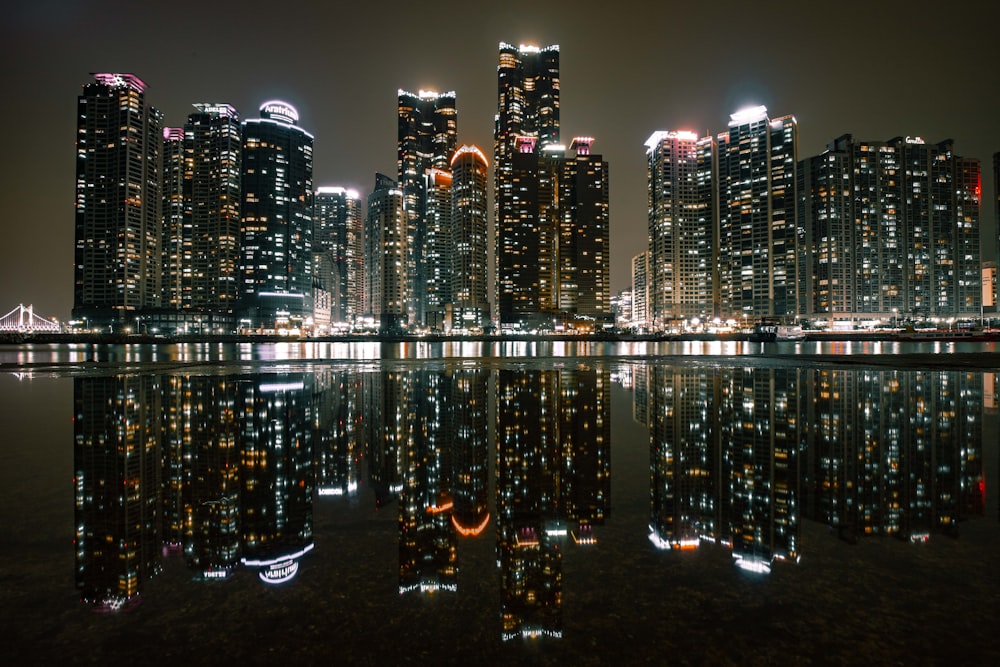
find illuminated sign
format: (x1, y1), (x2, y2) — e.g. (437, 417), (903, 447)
(259, 559), (299, 584)
(260, 100), (299, 125)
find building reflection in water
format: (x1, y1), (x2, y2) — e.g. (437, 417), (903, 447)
(71, 364), (984, 630)
(496, 368), (610, 640)
(644, 366), (984, 575)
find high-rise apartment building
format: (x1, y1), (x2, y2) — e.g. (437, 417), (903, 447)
(450, 145), (490, 331)
(73, 73), (163, 332)
(422, 168), (453, 330)
(313, 187), (362, 327)
(558, 137), (610, 319)
(494, 44), (609, 330)
(184, 104), (242, 322)
(364, 173), (406, 333)
(162, 127), (186, 311)
(717, 106), (798, 320)
(798, 135), (981, 324)
(397, 90), (457, 328)
(495, 43), (561, 328)
(645, 130), (716, 327)
(797, 140), (854, 322)
(238, 101), (313, 332)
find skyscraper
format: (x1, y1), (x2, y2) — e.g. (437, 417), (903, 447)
(422, 167), (453, 330)
(495, 43), (560, 327)
(184, 104), (242, 325)
(450, 145), (490, 330)
(645, 130), (716, 328)
(238, 101), (313, 332)
(73, 73), (162, 332)
(162, 127), (186, 311)
(717, 106), (798, 320)
(397, 89), (457, 328)
(798, 135), (981, 324)
(797, 138), (854, 323)
(313, 186), (362, 328)
(364, 173), (406, 333)
(558, 137), (610, 320)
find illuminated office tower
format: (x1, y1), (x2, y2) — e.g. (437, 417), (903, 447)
(645, 131), (716, 328)
(313, 187), (362, 327)
(422, 168), (453, 330)
(364, 173), (406, 333)
(631, 251), (650, 332)
(73, 73), (163, 332)
(397, 90), (458, 328)
(797, 141), (854, 323)
(717, 107), (798, 319)
(450, 146), (490, 330)
(495, 43), (560, 327)
(238, 375), (314, 584)
(74, 376), (162, 611)
(239, 101), (313, 333)
(162, 127), (186, 310)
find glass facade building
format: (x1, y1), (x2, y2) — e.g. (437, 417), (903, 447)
(73, 73), (163, 331)
(238, 101), (313, 333)
(397, 90), (457, 328)
(313, 186), (362, 328)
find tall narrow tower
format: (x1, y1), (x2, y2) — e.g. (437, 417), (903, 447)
(73, 73), (162, 331)
(495, 43), (560, 328)
(313, 187), (362, 327)
(645, 131), (716, 329)
(185, 104), (242, 323)
(397, 90), (457, 328)
(238, 101), (313, 332)
(450, 145), (490, 330)
(717, 106), (798, 320)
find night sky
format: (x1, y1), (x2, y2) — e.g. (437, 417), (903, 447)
(2, 0), (997, 322)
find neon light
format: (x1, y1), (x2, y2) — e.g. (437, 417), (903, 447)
(451, 145), (489, 168)
(242, 542), (314, 567)
(259, 559), (299, 584)
(452, 513), (490, 536)
(193, 103), (238, 118)
(427, 500), (453, 514)
(259, 100), (299, 124)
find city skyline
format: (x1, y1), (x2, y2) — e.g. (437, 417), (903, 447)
(2, 0), (998, 321)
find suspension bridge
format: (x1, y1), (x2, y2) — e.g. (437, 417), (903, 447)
(0, 304), (61, 333)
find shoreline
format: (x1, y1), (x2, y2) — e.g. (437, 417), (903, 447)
(2, 329), (999, 346)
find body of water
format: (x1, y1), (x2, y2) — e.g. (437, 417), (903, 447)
(1, 342), (998, 664)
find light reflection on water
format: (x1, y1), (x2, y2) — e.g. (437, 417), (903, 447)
(2, 338), (998, 366)
(0, 346), (998, 663)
